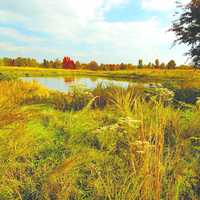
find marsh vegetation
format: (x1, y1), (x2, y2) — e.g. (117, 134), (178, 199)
(0, 74), (199, 200)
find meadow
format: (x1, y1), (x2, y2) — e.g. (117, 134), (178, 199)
(0, 66), (200, 82)
(0, 70), (200, 200)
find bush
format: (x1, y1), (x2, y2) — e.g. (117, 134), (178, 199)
(50, 85), (94, 111)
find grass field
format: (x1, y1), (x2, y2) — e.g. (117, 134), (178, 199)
(0, 66), (200, 82)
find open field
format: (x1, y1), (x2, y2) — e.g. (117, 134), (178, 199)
(0, 66), (200, 82)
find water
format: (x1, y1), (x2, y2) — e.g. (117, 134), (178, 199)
(22, 76), (132, 92)
(21, 76), (200, 103)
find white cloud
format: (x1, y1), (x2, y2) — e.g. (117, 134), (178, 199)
(0, 42), (26, 52)
(0, 0), (188, 64)
(78, 18), (187, 64)
(0, 27), (44, 44)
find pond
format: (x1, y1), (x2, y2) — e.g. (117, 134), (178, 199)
(22, 76), (200, 104)
(22, 76), (146, 92)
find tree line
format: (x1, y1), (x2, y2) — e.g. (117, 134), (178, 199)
(0, 57), (191, 70)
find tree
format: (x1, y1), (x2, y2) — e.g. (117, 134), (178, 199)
(170, 0), (200, 67)
(0, 58), (4, 66)
(138, 59), (143, 68)
(75, 61), (81, 69)
(119, 63), (126, 70)
(155, 59), (160, 68)
(147, 62), (152, 68)
(63, 56), (76, 69)
(160, 62), (166, 69)
(87, 61), (99, 70)
(42, 59), (49, 68)
(29, 58), (38, 67)
(167, 60), (176, 69)
(100, 64), (106, 71)
(53, 59), (62, 69)
(3, 57), (13, 66)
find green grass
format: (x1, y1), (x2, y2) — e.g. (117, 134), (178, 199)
(0, 75), (199, 199)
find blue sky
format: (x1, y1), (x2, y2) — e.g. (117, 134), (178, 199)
(0, 0), (190, 64)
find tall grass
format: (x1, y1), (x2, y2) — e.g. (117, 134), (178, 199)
(0, 79), (199, 199)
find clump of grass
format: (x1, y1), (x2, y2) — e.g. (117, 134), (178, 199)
(0, 73), (17, 81)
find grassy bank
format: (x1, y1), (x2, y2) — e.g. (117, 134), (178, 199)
(0, 78), (199, 199)
(0, 66), (200, 82)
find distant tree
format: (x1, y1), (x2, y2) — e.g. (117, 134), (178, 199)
(49, 60), (54, 68)
(75, 61), (81, 69)
(53, 59), (62, 69)
(119, 63), (126, 70)
(42, 59), (49, 68)
(11, 59), (16, 66)
(63, 56), (76, 69)
(106, 64), (114, 71)
(0, 58), (4, 66)
(3, 58), (12, 66)
(167, 60), (176, 69)
(81, 63), (87, 69)
(1, 57), (39, 67)
(100, 64), (106, 71)
(138, 59), (143, 68)
(155, 59), (160, 68)
(127, 64), (134, 70)
(170, 0), (200, 67)
(160, 62), (166, 69)
(87, 61), (99, 70)
(15, 57), (23, 66)
(147, 62), (152, 68)
(29, 58), (38, 67)
(115, 64), (120, 70)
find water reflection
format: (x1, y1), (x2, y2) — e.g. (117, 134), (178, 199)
(64, 77), (75, 83)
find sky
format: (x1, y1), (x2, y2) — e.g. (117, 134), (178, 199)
(0, 0), (191, 64)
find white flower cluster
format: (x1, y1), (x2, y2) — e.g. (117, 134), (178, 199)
(145, 87), (175, 104)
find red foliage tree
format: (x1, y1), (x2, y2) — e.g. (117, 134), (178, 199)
(62, 56), (76, 69)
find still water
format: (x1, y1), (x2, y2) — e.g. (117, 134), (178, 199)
(22, 76), (133, 92)
(21, 76), (200, 104)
